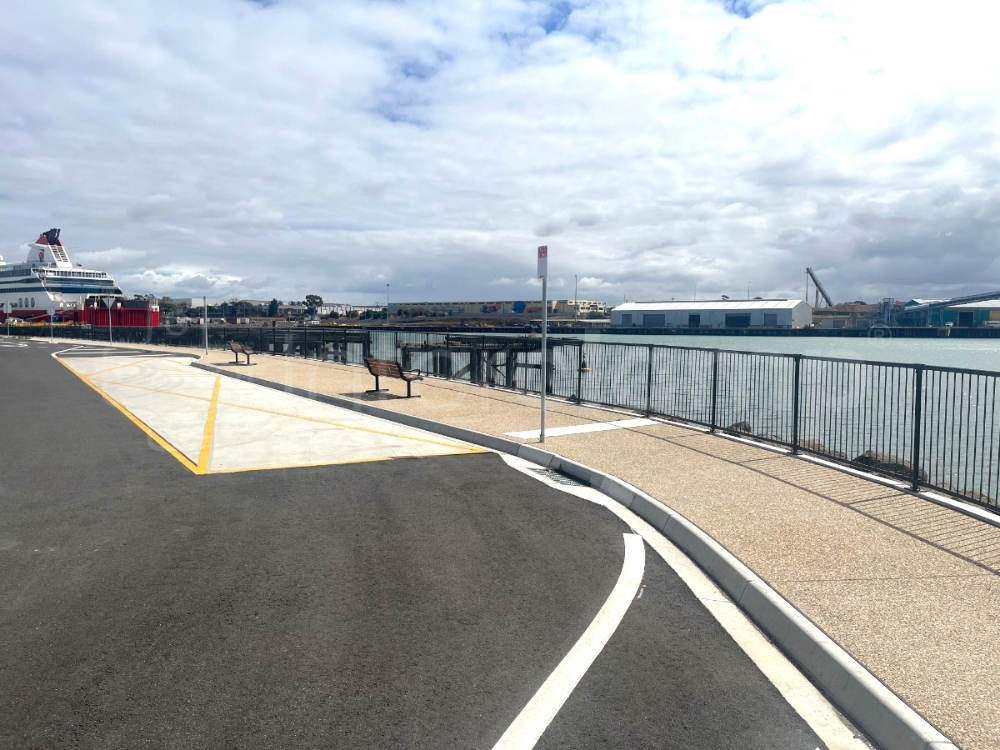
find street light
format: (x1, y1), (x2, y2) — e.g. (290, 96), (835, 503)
(386, 283), (390, 320)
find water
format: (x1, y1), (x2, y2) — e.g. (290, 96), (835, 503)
(565, 334), (1000, 373)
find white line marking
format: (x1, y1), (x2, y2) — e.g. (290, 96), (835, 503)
(492, 533), (644, 750)
(500, 454), (868, 750)
(505, 418), (656, 440)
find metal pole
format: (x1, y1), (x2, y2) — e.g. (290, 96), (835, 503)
(792, 355), (801, 454)
(574, 274), (578, 322)
(541, 276), (547, 442)
(645, 344), (653, 417)
(577, 343), (583, 402)
(710, 349), (719, 432)
(911, 365), (924, 490)
(107, 296), (113, 345)
(203, 295), (208, 353)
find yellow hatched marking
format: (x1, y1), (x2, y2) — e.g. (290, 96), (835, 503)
(206, 450), (479, 475)
(55, 358), (199, 474)
(63, 361), (483, 474)
(88, 376), (478, 452)
(78, 355), (172, 378)
(197, 376), (222, 473)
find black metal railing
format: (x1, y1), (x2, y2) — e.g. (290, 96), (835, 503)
(6, 324), (999, 514)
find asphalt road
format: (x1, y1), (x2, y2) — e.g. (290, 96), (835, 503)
(1, 341), (829, 749)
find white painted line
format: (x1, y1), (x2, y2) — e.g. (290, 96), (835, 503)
(492, 533), (645, 750)
(505, 418), (656, 440)
(500, 454), (869, 750)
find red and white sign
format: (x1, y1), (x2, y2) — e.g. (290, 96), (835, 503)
(537, 245), (548, 278)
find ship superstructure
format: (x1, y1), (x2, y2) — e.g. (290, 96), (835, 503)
(0, 229), (157, 325)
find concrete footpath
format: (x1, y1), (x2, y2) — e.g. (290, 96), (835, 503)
(27, 339), (1000, 750)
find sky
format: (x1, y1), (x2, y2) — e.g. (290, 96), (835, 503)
(2, 0), (999, 305)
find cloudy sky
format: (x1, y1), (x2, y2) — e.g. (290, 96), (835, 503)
(2, 0), (999, 305)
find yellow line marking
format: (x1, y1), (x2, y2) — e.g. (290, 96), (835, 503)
(197, 376), (221, 473)
(206, 449), (480, 475)
(77, 355), (171, 377)
(88, 374), (473, 451)
(55, 358), (199, 474)
(89, 377), (216, 402)
(212, 400), (475, 451)
(63, 359), (484, 472)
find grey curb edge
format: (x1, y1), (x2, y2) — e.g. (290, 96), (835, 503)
(194, 361), (958, 750)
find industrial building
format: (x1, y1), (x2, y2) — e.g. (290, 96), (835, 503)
(610, 300), (812, 329)
(390, 299), (607, 319)
(901, 298), (1000, 327)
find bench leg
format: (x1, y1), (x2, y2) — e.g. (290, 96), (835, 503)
(366, 375), (388, 393)
(234, 351), (239, 364)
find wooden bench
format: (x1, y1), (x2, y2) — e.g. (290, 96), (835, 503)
(228, 340), (253, 365)
(363, 357), (423, 398)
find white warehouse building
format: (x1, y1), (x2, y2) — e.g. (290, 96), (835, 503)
(610, 300), (812, 329)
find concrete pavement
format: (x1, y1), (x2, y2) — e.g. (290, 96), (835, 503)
(0, 340), (846, 749)
(183, 343), (1000, 750)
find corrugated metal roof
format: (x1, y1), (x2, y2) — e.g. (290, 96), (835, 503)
(949, 299), (1000, 309)
(613, 299), (804, 312)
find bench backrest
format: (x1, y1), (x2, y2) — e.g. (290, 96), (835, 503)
(229, 340), (246, 353)
(364, 357), (403, 378)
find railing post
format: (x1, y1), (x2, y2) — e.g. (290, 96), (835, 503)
(911, 365), (924, 490)
(710, 349), (719, 433)
(576, 343), (584, 402)
(645, 344), (654, 417)
(792, 355), (801, 454)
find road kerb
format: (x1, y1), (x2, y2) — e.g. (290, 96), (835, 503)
(192, 361), (960, 750)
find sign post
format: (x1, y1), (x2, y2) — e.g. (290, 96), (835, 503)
(105, 296), (114, 345)
(538, 245), (548, 443)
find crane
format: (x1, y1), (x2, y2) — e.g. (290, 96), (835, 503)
(806, 267), (833, 308)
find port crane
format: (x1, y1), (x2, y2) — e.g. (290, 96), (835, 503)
(806, 267), (833, 308)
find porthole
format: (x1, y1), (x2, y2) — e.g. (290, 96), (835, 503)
(30, 297), (35, 307)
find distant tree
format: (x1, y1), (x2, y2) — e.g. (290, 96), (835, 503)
(268, 298), (279, 317)
(347, 309), (359, 319)
(159, 296), (177, 315)
(587, 311), (607, 319)
(327, 311), (340, 320)
(305, 294), (323, 312)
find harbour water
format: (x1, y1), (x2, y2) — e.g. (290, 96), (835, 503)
(570, 333), (1000, 373)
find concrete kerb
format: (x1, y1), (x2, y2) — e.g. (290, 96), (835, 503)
(193, 361), (958, 750)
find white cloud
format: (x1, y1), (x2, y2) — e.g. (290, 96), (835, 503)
(75, 247), (147, 268)
(2, 0), (1000, 304)
(488, 276), (514, 286)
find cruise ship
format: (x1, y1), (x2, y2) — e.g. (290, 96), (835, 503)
(0, 229), (157, 326)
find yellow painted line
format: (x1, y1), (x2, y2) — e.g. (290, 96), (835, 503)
(90, 375), (475, 451)
(212, 400), (476, 451)
(55, 358), (199, 474)
(197, 376), (221, 473)
(66, 359), (484, 473)
(78, 355), (171, 378)
(89, 377), (215, 403)
(207, 449), (482, 475)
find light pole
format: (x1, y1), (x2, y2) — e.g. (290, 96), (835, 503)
(538, 245), (548, 443)
(386, 283), (390, 321)
(203, 295), (208, 353)
(105, 296), (114, 345)
(748, 282), (751, 300)
(574, 274), (578, 321)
